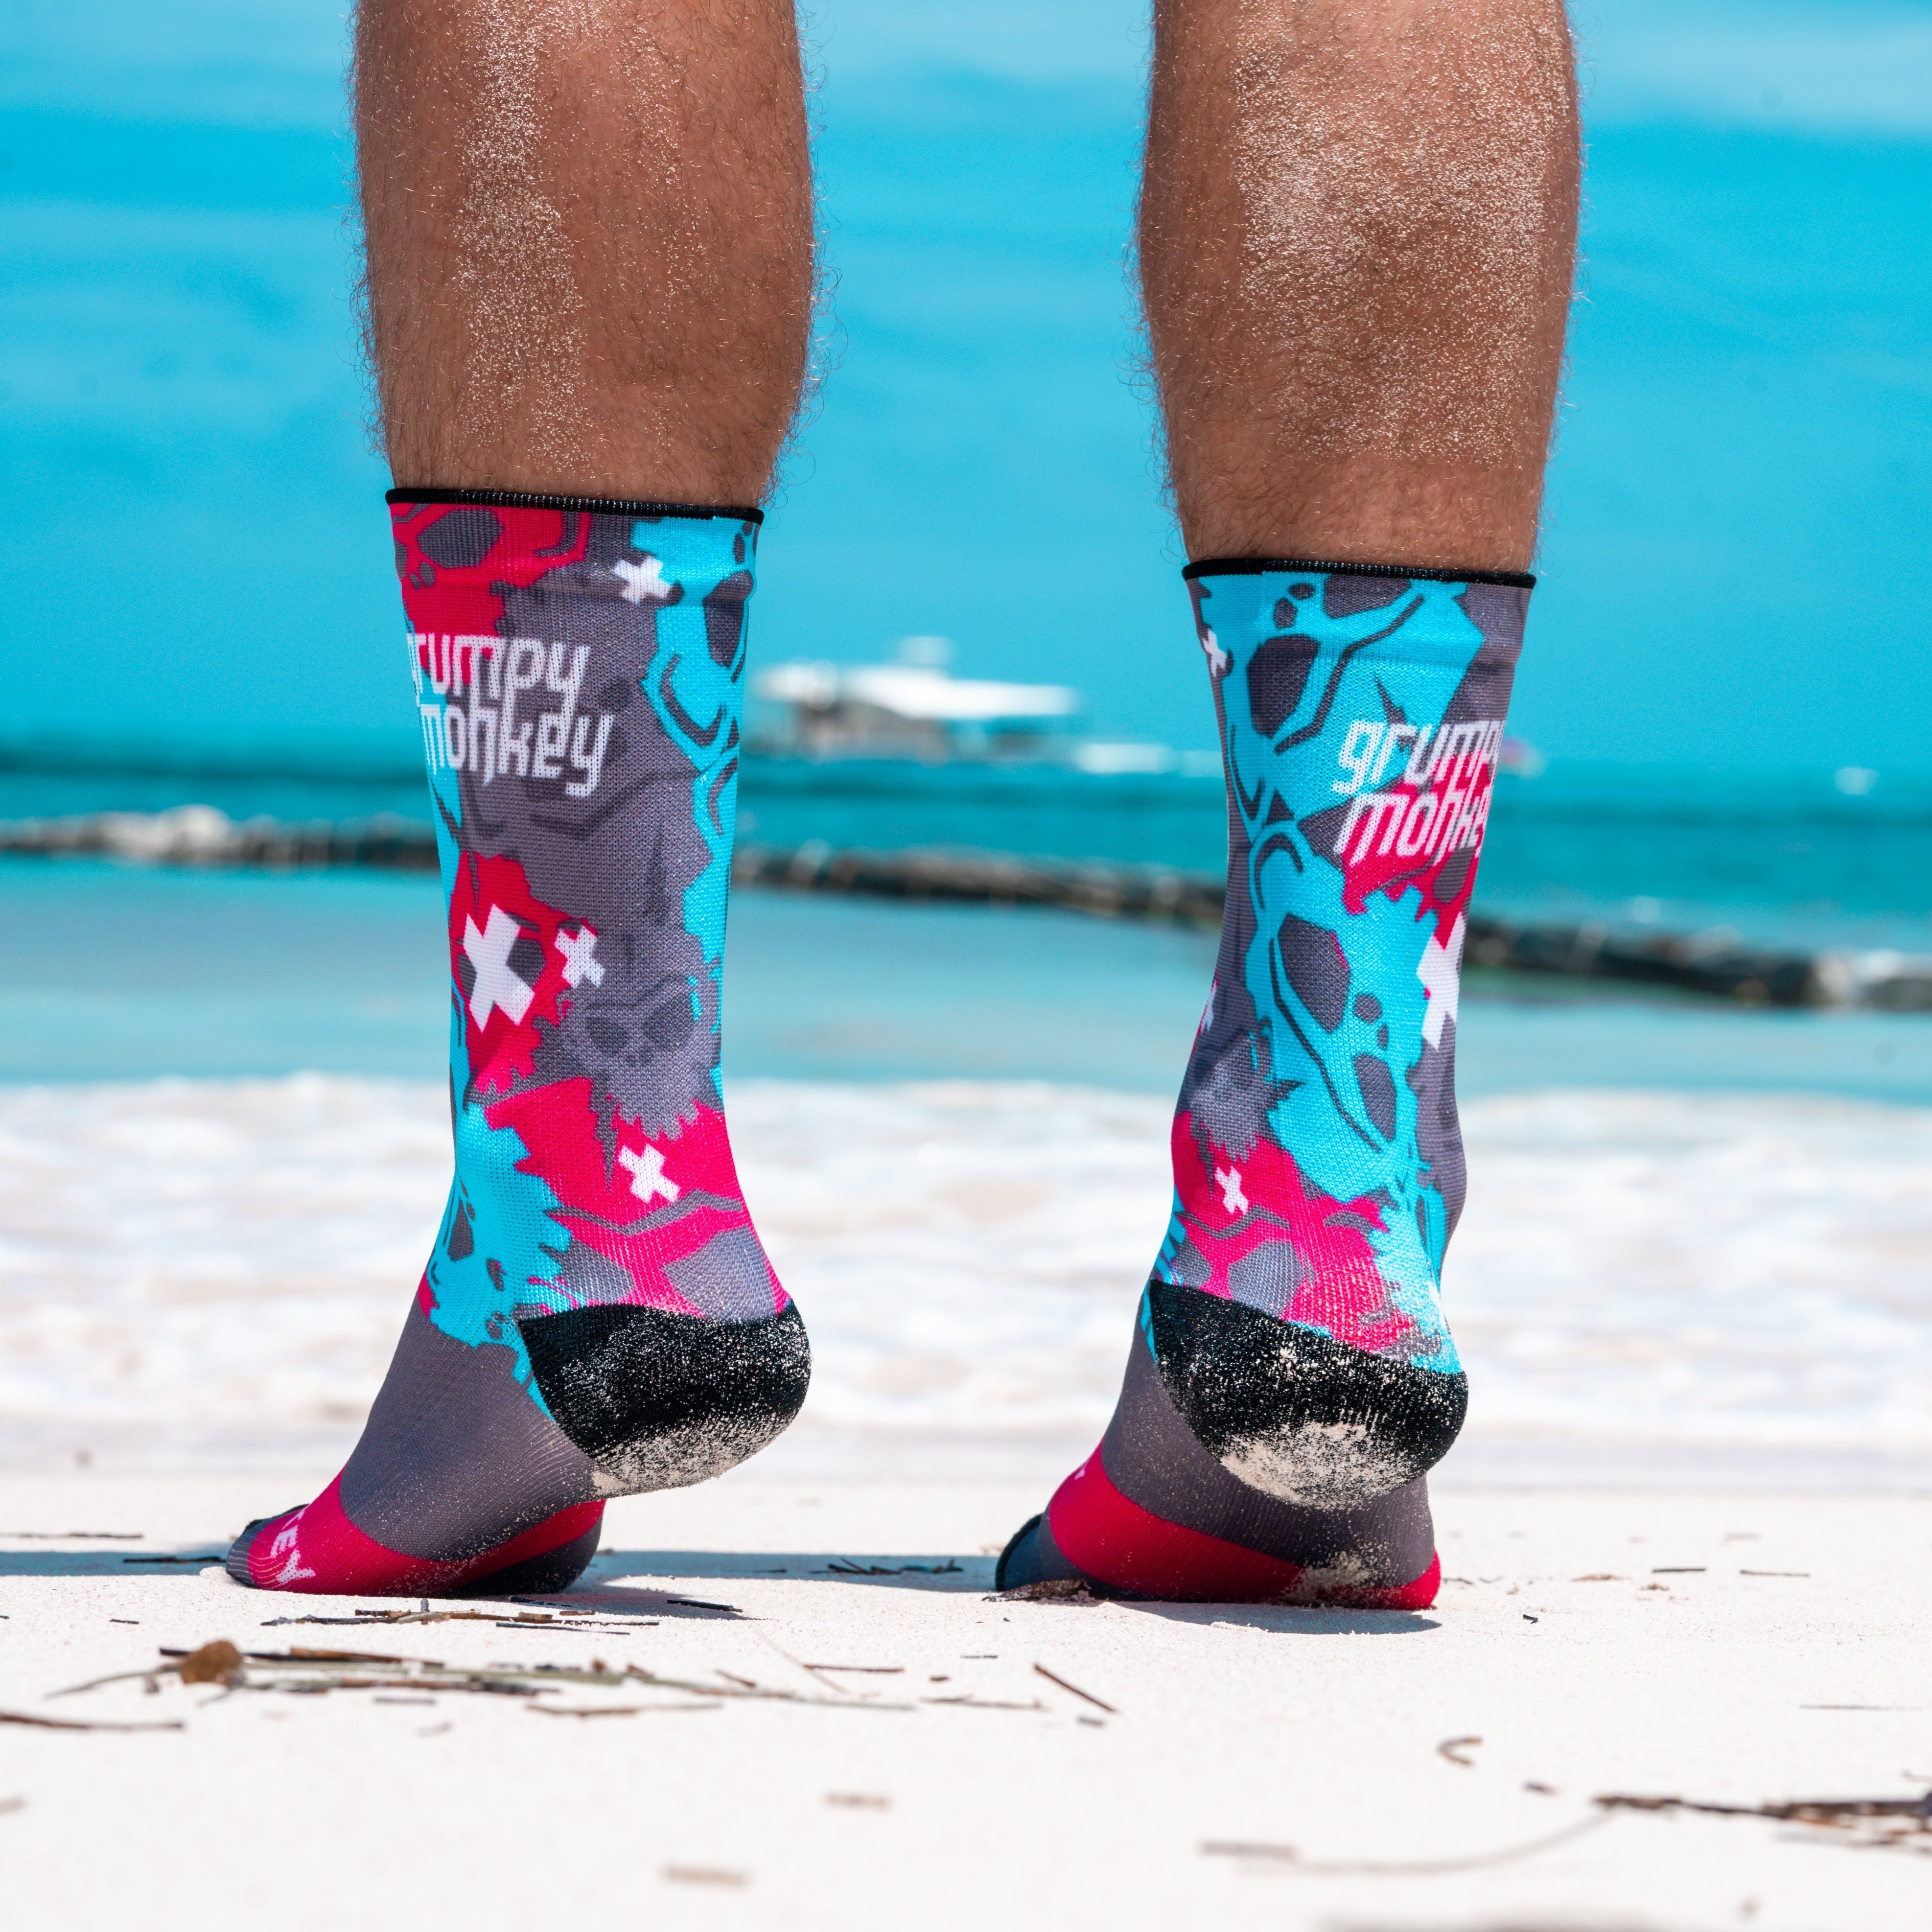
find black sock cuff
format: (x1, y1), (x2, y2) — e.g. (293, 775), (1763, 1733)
(1183, 555), (1534, 590)
(387, 486), (763, 525)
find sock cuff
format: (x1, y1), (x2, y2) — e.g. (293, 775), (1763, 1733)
(1184, 555), (1534, 590)
(387, 486), (763, 524)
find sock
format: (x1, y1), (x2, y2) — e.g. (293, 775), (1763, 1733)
(1000, 557), (1528, 1604)
(228, 489), (809, 1596)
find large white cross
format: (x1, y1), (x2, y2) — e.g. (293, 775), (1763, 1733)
(1417, 911), (1466, 1047)
(1214, 1164), (1249, 1215)
(554, 924), (605, 988)
(618, 1141), (681, 1207)
(463, 906), (535, 1028)
(612, 555), (672, 604)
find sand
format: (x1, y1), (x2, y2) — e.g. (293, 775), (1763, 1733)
(2, 1474), (1928, 1929)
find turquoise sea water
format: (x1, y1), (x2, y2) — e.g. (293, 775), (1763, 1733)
(3, 0), (1931, 767)
(5, 0), (1931, 1101)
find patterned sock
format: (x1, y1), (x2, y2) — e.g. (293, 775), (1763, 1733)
(1000, 558), (1528, 1604)
(229, 490), (809, 1596)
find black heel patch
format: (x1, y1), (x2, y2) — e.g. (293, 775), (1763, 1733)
(517, 1302), (810, 1495)
(1145, 1280), (1465, 1508)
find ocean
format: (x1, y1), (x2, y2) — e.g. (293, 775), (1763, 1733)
(3, 0), (1930, 1485)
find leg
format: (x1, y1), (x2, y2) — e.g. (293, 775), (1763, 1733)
(1001, 0), (1577, 1603)
(357, 0), (813, 502)
(230, 0), (815, 1596)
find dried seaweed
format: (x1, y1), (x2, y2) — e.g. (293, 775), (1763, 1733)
(1597, 1790), (1932, 1853)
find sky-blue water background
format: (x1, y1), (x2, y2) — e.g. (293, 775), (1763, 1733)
(4, 0), (1931, 1095)
(6, 0), (1932, 767)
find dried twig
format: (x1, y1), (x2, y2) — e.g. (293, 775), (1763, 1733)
(530, 1702), (722, 1719)
(921, 1695), (1045, 1712)
(1203, 1812), (1611, 1875)
(1033, 1664), (1116, 1714)
(825, 1560), (962, 1577)
(1437, 1735), (1482, 1767)
(0, 1708), (184, 1733)
(1, 1531), (141, 1540)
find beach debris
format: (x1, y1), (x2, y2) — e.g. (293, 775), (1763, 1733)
(2, 1531), (141, 1540)
(1523, 1613), (1540, 1623)
(47, 1644), (913, 1713)
(108, 1619), (139, 1626)
(0, 1708), (184, 1733)
(0, 1796), (24, 1815)
(120, 1554), (224, 1566)
(665, 1597), (741, 1613)
(1437, 1735), (1482, 1767)
(262, 1606), (657, 1631)
(802, 1663), (905, 1675)
(921, 1696), (1045, 1712)
(1202, 1813), (1610, 1875)
(662, 1866), (745, 1887)
(1033, 1664), (1116, 1715)
(824, 1559), (962, 1577)
(177, 1641), (243, 1686)
(992, 1579), (1101, 1605)
(0, 1708), (184, 1739)
(1524, 1781), (1557, 1795)
(1740, 1569), (1810, 1578)
(1572, 1573), (1621, 1582)
(1596, 1791), (1932, 1854)
(826, 1793), (889, 1809)
(1652, 1566), (1705, 1575)
(531, 1702), (722, 1719)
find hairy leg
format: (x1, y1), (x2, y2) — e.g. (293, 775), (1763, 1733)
(998, 0), (1577, 1603)
(230, 2), (818, 1595)
(355, 0), (814, 501)
(1141, 0), (1579, 569)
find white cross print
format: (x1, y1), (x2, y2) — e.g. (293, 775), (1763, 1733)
(463, 905), (535, 1028)
(1199, 626), (1230, 676)
(618, 1141), (681, 1207)
(1215, 1164), (1249, 1215)
(612, 555), (673, 604)
(554, 924), (605, 989)
(1417, 910), (1466, 1047)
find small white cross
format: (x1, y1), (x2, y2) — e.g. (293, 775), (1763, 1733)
(464, 905), (535, 1027)
(554, 924), (605, 988)
(618, 1141), (681, 1206)
(1199, 626), (1230, 675)
(1215, 1164), (1249, 1215)
(1417, 911), (1466, 1047)
(612, 555), (673, 604)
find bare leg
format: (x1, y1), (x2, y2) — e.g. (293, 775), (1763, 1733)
(355, 0), (814, 502)
(228, 2), (818, 1596)
(1141, 0), (1579, 569)
(997, 2), (1579, 1603)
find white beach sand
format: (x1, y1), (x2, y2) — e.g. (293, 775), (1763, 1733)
(1, 1477), (1928, 1930)
(2, 1074), (1929, 1925)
